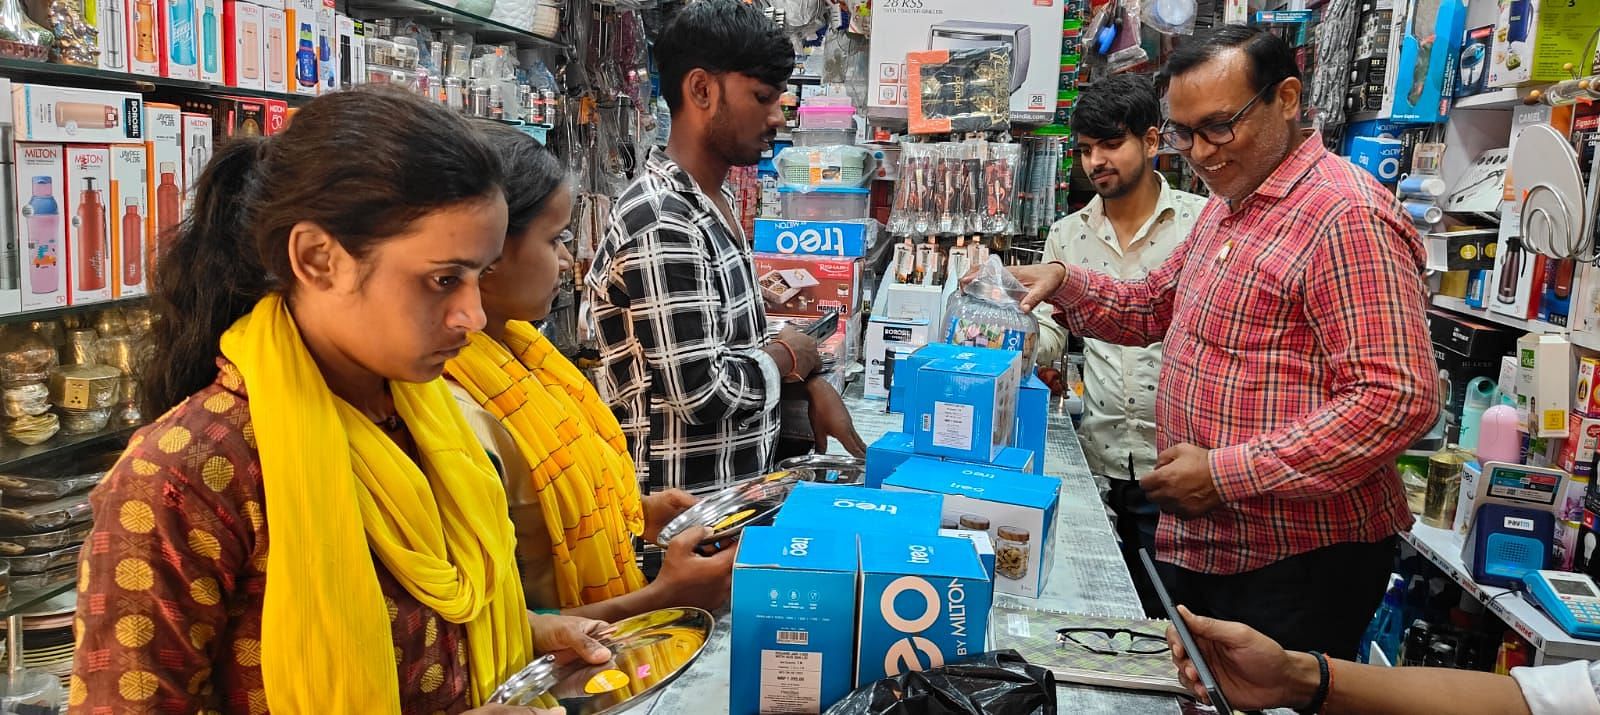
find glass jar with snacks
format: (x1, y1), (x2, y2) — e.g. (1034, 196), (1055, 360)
(995, 525), (1030, 580)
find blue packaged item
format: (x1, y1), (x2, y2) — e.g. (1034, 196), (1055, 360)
(1341, 119), (1407, 155)
(856, 533), (992, 686)
(939, 528), (997, 585)
(773, 482), (943, 536)
(887, 343), (983, 418)
(911, 348), (1025, 464)
(1013, 371), (1048, 473)
(1391, 0), (1467, 124)
(753, 219), (874, 257)
(731, 527), (859, 715)
(867, 432), (1034, 488)
(1349, 136), (1405, 184)
(883, 458), (1059, 598)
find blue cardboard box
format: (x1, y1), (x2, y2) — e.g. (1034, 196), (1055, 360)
(1390, 0), (1467, 124)
(868, 431), (1035, 489)
(1349, 136), (1404, 184)
(1013, 371), (1048, 474)
(883, 458), (1059, 598)
(856, 533), (992, 686)
(887, 343), (984, 418)
(732, 527), (859, 715)
(752, 218), (875, 257)
(773, 482), (943, 536)
(911, 348), (1025, 464)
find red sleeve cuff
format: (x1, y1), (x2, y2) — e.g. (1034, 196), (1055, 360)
(1051, 263), (1093, 310)
(1209, 443), (1258, 504)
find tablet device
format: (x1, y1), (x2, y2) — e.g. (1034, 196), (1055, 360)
(1140, 548), (1234, 714)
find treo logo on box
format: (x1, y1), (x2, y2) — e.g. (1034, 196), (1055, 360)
(783, 536), (811, 558)
(879, 569), (972, 675)
(774, 224), (848, 256)
(833, 497), (898, 515)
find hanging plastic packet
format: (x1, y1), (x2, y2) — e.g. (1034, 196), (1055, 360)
(985, 142), (1021, 234)
(1143, 0), (1197, 36)
(944, 256), (1039, 363)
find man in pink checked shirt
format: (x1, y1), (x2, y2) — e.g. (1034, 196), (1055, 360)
(1009, 25), (1439, 660)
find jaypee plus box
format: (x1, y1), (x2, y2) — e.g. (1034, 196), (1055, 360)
(773, 483), (943, 536)
(911, 347), (1024, 464)
(883, 457), (1059, 598)
(856, 533), (992, 686)
(731, 527), (859, 715)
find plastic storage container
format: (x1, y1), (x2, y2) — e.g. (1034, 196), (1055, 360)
(779, 186), (871, 221)
(775, 146), (875, 188)
(798, 105), (855, 130)
(792, 127), (855, 147)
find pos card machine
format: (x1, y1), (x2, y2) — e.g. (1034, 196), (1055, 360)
(1526, 570), (1600, 640)
(1462, 462), (1564, 590)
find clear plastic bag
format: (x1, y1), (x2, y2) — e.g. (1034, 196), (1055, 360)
(943, 256), (1039, 363)
(1144, 0), (1197, 36)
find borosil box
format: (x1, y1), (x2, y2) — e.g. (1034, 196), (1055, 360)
(108, 144), (148, 297)
(730, 527), (859, 715)
(225, 0), (265, 90)
(142, 103), (182, 274)
(13, 143), (68, 311)
(753, 253), (863, 320)
(911, 348), (1024, 464)
(864, 316), (932, 400)
(883, 458), (1059, 598)
(261, 6), (289, 94)
(856, 533), (992, 686)
(64, 146), (113, 305)
(12, 85), (143, 144)
(866, 431), (1034, 489)
(773, 483), (943, 537)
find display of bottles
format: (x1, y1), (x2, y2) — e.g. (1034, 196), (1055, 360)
(241, 19), (259, 79)
(100, 0), (125, 67)
(134, 0), (156, 62)
(201, 0), (218, 74)
(24, 177), (60, 295)
(295, 22), (317, 88)
(76, 177), (107, 291)
(121, 199), (142, 287)
(169, 0), (196, 66)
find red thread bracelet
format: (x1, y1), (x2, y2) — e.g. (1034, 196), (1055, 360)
(773, 339), (803, 382)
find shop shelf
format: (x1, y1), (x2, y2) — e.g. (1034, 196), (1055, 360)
(0, 424), (137, 475)
(0, 297), (149, 330)
(0, 57), (307, 104)
(1454, 87), (1532, 111)
(1431, 294), (1564, 336)
(0, 580), (75, 622)
(1402, 523), (1600, 665)
(345, 0), (570, 49)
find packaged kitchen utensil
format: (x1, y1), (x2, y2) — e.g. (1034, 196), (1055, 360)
(907, 47), (1011, 135)
(824, 650), (1055, 715)
(0, 492), (92, 533)
(654, 470), (805, 554)
(775, 145), (876, 189)
(489, 607), (714, 712)
(0, 522), (90, 555)
(944, 256), (1039, 363)
(890, 141), (1019, 236)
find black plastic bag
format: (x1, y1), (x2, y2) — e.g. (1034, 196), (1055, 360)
(824, 650), (1056, 715)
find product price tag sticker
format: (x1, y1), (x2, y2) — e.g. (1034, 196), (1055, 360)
(1006, 612), (1031, 638)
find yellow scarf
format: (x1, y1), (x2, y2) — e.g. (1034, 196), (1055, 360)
(445, 321), (646, 609)
(220, 294), (533, 712)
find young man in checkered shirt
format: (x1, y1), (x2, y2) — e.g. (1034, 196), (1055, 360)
(585, 0), (864, 500)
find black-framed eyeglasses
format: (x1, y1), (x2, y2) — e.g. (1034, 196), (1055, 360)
(1056, 627), (1171, 656)
(1159, 80), (1280, 151)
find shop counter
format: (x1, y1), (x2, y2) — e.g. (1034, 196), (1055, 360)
(634, 384), (1184, 714)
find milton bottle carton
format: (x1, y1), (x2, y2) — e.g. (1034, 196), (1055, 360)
(855, 533), (992, 686)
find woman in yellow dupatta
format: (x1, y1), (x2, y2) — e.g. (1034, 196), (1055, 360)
(445, 124), (734, 621)
(71, 87), (610, 715)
